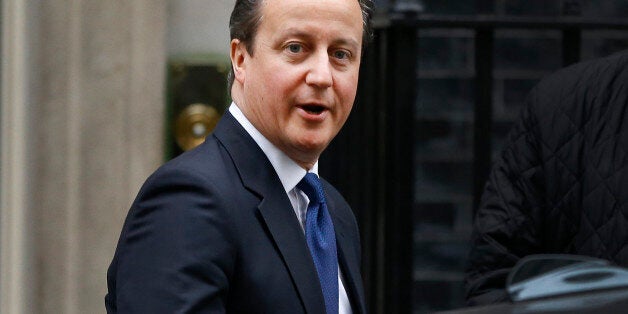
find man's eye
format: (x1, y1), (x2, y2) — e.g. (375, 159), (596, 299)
(333, 50), (350, 60)
(287, 43), (302, 53)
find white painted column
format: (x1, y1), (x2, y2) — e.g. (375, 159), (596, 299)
(1, 1), (167, 313)
(1, 1), (36, 313)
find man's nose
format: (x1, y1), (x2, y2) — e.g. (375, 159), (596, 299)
(305, 51), (333, 88)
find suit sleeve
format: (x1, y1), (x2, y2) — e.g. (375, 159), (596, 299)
(110, 167), (237, 313)
(464, 87), (546, 305)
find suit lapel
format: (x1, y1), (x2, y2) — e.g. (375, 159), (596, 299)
(326, 190), (367, 314)
(214, 113), (326, 314)
(257, 195), (326, 314)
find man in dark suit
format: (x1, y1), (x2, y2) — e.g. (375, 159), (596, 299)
(105, 0), (373, 312)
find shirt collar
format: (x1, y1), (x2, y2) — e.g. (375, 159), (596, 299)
(229, 102), (319, 194)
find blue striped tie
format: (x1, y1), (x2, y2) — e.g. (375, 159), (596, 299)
(298, 173), (339, 314)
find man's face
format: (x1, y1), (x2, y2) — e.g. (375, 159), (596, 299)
(232, 0), (363, 168)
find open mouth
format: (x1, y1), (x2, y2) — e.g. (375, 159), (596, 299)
(300, 104), (326, 114)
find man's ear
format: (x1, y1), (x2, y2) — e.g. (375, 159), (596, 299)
(230, 39), (247, 84)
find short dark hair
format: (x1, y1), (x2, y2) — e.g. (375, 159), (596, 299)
(227, 0), (375, 90)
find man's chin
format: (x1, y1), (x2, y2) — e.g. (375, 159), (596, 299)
(296, 136), (330, 152)
(285, 138), (330, 164)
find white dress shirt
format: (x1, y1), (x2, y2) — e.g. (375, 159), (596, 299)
(229, 103), (352, 314)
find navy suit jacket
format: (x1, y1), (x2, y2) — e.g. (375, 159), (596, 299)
(105, 112), (366, 313)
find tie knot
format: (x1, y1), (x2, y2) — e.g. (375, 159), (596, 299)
(297, 173), (325, 204)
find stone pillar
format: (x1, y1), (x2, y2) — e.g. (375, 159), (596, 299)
(2, 1), (167, 313)
(1, 1), (37, 313)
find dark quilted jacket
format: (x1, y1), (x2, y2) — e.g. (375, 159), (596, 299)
(465, 50), (628, 305)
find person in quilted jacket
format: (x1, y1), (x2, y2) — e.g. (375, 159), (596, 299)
(465, 49), (628, 305)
